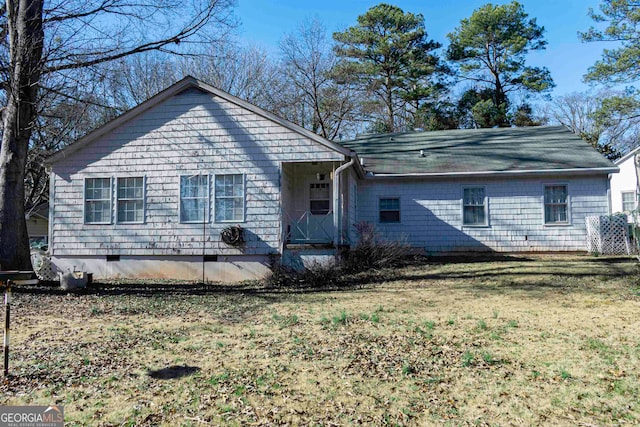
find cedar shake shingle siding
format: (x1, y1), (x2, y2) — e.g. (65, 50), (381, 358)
(49, 87), (345, 257)
(357, 175), (610, 252)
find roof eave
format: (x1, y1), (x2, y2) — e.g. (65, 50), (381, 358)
(365, 166), (620, 179)
(615, 145), (640, 165)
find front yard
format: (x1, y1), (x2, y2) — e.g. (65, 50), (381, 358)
(1, 255), (639, 426)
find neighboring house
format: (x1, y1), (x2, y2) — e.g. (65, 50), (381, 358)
(46, 77), (618, 281)
(610, 145), (639, 222)
(26, 201), (49, 248)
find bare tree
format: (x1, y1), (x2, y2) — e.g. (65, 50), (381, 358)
(0, 1), (45, 270)
(546, 90), (640, 159)
(279, 18), (359, 140)
(103, 43), (287, 111)
(25, 69), (117, 212)
(183, 42), (286, 109)
(0, 0), (235, 270)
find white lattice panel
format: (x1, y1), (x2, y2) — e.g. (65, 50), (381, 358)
(30, 249), (58, 281)
(586, 215), (632, 255)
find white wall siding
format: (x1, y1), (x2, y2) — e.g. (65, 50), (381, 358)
(610, 154), (638, 220)
(51, 88), (344, 257)
(357, 175), (610, 252)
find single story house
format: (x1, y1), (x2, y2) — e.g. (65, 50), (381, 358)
(46, 76), (619, 281)
(610, 145), (639, 222)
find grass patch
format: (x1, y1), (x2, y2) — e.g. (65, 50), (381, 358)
(2, 255), (638, 425)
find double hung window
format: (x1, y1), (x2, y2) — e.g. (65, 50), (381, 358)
(85, 178), (112, 224)
(462, 187), (487, 226)
(117, 177), (145, 223)
(544, 184), (569, 224)
(180, 175), (209, 223)
(215, 174), (244, 222)
(379, 197), (400, 223)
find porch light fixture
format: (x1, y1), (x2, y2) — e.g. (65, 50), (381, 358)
(420, 150), (425, 157)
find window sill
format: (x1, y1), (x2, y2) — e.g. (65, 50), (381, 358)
(462, 224), (490, 228)
(544, 222), (572, 227)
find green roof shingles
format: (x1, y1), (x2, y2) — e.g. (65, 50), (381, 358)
(341, 126), (615, 175)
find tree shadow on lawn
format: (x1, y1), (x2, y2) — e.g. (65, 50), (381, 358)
(8, 255), (637, 299)
(147, 365), (200, 380)
(345, 255), (639, 296)
(9, 279), (375, 297)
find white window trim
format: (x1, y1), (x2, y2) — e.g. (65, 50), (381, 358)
(84, 177), (112, 225)
(214, 173), (246, 223)
(308, 180), (332, 215)
(179, 174), (210, 224)
(379, 196), (401, 224)
(543, 183), (571, 226)
(461, 185), (489, 227)
(116, 176), (146, 224)
(621, 191), (637, 213)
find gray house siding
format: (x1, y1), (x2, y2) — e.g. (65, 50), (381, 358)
(50, 88), (344, 264)
(357, 174), (610, 252)
(46, 78), (618, 281)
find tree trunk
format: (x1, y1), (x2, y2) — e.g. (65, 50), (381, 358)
(0, 0), (45, 270)
(385, 75), (394, 132)
(492, 78), (509, 127)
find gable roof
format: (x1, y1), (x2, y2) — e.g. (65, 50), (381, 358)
(341, 126), (618, 177)
(615, 144), (640, 165)
(47, 76), (354, 164)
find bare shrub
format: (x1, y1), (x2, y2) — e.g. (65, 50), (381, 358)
(265, 259), (342, 289)
(265, 222), (412, 288)
(342, 222), (412, 272)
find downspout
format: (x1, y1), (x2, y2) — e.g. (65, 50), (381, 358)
(607, 173), (612, 215)
(333, 157), (356, 246)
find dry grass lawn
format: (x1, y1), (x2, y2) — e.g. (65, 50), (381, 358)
(1, 254), (639, 426)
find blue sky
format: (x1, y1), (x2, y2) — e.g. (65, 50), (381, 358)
(233, 0), (612, 98)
